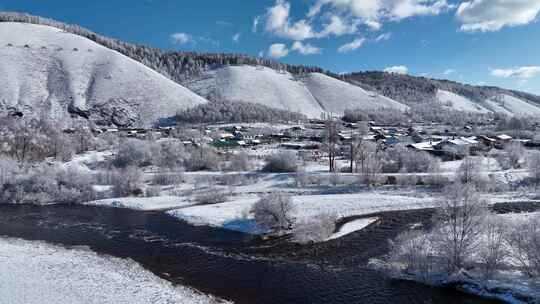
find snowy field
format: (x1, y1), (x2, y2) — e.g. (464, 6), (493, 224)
(0, 237), (228, 304)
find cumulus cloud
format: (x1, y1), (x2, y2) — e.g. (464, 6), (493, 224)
(263, 0), (315, 40)
(309, 0), (453, 26)
(268, 43), (290, 58)
(490, 66), (540, 79)
(291, 41), (323, 54)
(337, 38), (365, 53)
(457, 0), (540, 32)
(170, 33), (192, 45)
(232, 33), (241, 43)
(384, 65), (409, 74)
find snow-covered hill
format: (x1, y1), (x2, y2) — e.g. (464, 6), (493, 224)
(184, 65), (409, 118)
(436, 89), (540, 116)
(484, 94), (540, 117)
(0, 22), (208, 127)
(436, 90), (491, 114)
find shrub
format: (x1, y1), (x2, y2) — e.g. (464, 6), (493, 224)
(262, 152), (298, 173)
(228, 152), (253, 171)
(251, 193), (295, 234)
(145, 186), (162, 197)
(153, 171), (184, 186)
(292, 213), (337, 244)
(0, 166), (95, 205)
(112, 139), (153, 168)
(505, 215), (540, 278)
(111, 166), (144, 197)
(186, 146), (220, 171)
(194, 186), (228, 205)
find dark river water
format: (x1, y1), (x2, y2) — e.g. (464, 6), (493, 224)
(0, 203), (524, 304)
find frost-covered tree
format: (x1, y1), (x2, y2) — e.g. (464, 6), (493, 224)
(251, 193), (295, 234)
(433, 183), (488, 273)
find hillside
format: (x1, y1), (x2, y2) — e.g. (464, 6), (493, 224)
(0, 22), (207, 127)
(343, 72), (540, 116)
(2, 12), (540, 120)
(184, 66), (408, 118)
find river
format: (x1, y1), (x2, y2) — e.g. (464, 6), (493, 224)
(0, 203), (521, 304)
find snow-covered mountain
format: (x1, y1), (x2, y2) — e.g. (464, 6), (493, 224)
(184, 65), (409, 118)
(0, 22), (208, 127)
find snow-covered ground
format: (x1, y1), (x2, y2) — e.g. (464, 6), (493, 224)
(0, 237), (228, 304)
(87, 196), (195, 211)
(184, 65), (408, 118)
(327, 217), (379, 241)
(0, 22), (207, 127)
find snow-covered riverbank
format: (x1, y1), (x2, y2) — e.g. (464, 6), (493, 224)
(0, 237), (230, 304)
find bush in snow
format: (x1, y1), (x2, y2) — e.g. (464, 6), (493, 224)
(527, 151), (540, 188)
(152, 171), (184, 186)
(388, 230), (437, 280)
(145, 186), (162, 197)
(455, 157), (487, 191)
(499, 141), (525, 169)
(251, 193), (295, 234)
(0, 166), (95, 205)
(477, 216), (508, 279)
(194, 185), (228, 205)
(432, 183), (488, 273)
(185, 146), (220, 171)
(155, 140), (186, 169)
(292, 213), (337, 244)
(112, 139), (153, 168)
(228, 151), (253, 172)
(505, 214), (540, 278)
(111, 166), (144, 197)
(262, 152), (298, 173)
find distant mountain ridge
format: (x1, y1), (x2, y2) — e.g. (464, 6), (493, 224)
(2, 11), (540, 120)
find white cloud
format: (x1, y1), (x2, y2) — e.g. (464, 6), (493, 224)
(443, 69), (456, 75)
(268, 43), (290, 58)
(490, 66), (540, 79)
(291, 41), (323, 54)
(170, 32), (192, 45)
(457, 0), (540, 32)
(337, 38), (365, 53)
(232, 33), (241, 43)
(319, 15), (358, 37)
(384, 65), (409, 74)
(374, 32), (391, 42)
(258, 50), (265, 57)
(309, 0), (454, 27)
(263, 0), (315, 40)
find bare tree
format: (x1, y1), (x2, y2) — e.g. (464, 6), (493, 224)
(348, 122), (369, 173)
(322, 117), (340, 173)
(504, 141), (525, 169)
(478, 216), (508, 279)
(527, 151), (540, 188)
(251, 193), (295, 234)
(433, 183), (488, 273)
(505, 215), (540, 278)
(456, 156), (485, 188)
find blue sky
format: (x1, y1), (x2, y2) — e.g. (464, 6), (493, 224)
(2, 0), (540, 94)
